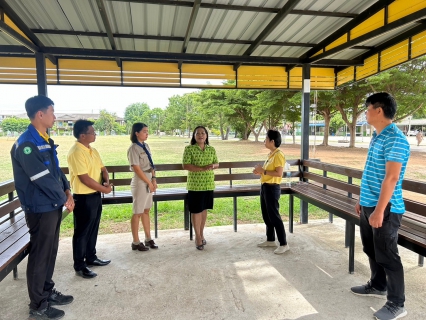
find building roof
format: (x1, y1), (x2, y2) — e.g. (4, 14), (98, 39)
(0, 0), (425, 89)
(12, 112), (124, 121)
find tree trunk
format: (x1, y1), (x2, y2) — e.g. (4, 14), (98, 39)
(224, 126), (230, 140)
(243, 125), (249, 140)
(322, 113), (331, 146)
(220, 121), (225, 140)
(348, 122), (357, 148)
(292, 121), (296, 144)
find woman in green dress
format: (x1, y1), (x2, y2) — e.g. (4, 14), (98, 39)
(182, 126), (219, 250)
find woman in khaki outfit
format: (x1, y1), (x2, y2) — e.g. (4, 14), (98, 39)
(127, 123), (158, 251)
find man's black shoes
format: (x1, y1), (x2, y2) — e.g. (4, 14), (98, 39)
(47, 289), (74, 306)
(87, 258), (111, 267)
(75, 267), (97, 279)
(28, 305), (64, 320)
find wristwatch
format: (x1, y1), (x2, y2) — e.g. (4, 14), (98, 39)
(264, 170), (267, 175)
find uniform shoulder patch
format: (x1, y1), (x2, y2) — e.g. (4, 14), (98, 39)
(23, 146), (32, 155)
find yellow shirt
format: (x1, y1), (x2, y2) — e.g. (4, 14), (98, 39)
(36, 129), (50, 143)
(67, 142), (104, 194)
(260, 148), (285, 184)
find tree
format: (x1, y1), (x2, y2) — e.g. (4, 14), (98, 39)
(149, 107), (165, 134)
(195, 89), (231, 140)
(0, 117), (30, 133)
(94, 110), (117, 134)
(285, 93), (302, 144)
(366, 57), (426, 121)
(225, 90), (260, 141)
(124, 102), (151, 131)
(334, 82), (368, 147)
(314, 90), (339, 146)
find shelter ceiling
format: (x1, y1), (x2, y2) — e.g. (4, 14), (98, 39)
(0, 0), (425, 89)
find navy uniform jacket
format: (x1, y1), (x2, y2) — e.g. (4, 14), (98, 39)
(10, 124), (69, 213)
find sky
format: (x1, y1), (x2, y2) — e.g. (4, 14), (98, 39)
(0, 84), (198, 117)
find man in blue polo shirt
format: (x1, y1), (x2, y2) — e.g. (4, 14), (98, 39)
(351, 92), (410, 320)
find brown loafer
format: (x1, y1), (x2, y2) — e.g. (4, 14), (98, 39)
(144, 239), (158, 249)
(131, 242), (149, 251)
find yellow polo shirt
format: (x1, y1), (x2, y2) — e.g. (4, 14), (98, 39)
(67, 142), (104, 194)
(260, 148), (285, 184)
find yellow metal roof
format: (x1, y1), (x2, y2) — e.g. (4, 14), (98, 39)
(0, 0), (425, 89)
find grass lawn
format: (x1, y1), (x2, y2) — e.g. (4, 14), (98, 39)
(2, 134), (423, 237)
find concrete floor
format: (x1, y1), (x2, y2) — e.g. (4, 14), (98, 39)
(1, 219), (425, 320)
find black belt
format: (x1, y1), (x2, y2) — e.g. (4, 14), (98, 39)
(73, 192), (100, 196)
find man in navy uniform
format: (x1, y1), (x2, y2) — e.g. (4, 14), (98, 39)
(11, 95), (74, 320)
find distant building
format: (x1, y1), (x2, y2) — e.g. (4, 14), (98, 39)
(9, 112), (124, 134)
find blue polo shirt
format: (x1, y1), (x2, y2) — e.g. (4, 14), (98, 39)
(359, 123), (410, 213)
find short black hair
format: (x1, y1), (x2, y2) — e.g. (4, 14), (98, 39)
(266, 129), (282, 148)
(130, 122), (148, 143)
(73, 119), (94, 139)
(365, 92), (397, 120)
(25, 95), (54, 119)
(191, 126), (209, 145)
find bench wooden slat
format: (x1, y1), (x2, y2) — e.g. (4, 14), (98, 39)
(404, 200), (426, 218)
(0, 180), (15, 198)
(303, 172), (360, 195)
(0, 217), (27, 244)
(0, 223), (30, 256)
(0, 234), (29, 273)
(0, 198), (21, 219)
(303, 160), (363, 179)
(0, 211), (25, 234)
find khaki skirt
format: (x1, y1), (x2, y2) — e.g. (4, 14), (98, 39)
(130, 172), (153, 214)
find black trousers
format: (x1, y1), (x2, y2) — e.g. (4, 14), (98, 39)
(260, 183), (287, 246)
(72, 193), (102, 271)
(360, 205), (405, 306)
(25, 208), (62, 310)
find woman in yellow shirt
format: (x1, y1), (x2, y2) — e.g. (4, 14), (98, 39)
(253, 130), (289, 255)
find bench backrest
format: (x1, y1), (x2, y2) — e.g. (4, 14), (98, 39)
(301, 159), (426, 219)
(61, 159), (302, 189)
(0, 180), (20, 226)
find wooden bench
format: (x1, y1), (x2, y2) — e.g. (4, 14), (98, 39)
(289, 159), (426, 274)
(0, 181), (70, 282)
(63, 160), (301, 240)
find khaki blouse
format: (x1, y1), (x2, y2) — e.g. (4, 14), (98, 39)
(127, 143), (153, 176)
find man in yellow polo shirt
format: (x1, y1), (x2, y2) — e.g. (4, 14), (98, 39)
(67, 120), (112, 279)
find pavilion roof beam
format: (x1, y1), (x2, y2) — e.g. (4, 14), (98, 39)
(0, 45), (33, 54)
(0, 20), (38, 52)
(108, 0), (357, 18)
(234, 0), (302, 70)
(95, 0), (121, 67)
(0, 0), (57, 65)
(307, 8), (426, 64)
(30, 28), (317, 47)
(181, 0), (201, 53)
(39, 46), (361, 66)
(300, 0), (396, 61)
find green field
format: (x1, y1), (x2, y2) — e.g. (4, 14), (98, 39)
(1, 135), (336, 237)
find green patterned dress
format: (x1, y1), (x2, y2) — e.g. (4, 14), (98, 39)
(182, 144), (218, 191)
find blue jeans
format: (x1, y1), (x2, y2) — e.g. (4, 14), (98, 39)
(260, 183), (287, 246)
(360, 205), (405, 306)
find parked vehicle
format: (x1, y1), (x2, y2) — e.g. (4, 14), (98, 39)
(407, 130), (418, 136)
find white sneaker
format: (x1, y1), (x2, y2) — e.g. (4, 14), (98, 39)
(257, 240), (277, 247)
(274, 244), (290, 254)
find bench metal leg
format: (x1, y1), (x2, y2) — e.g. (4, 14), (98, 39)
(289, 194), (294, 233)
(13, 266), (18, 279)
(300, 200), (308, 224)
(345, 220), (350, 248)
(233, 197), (237, 232)
(154, 201), (158, 239)
(348, 221), (355, 274)
(329, 213), (333, 223)
(419, 255), (424, 267)
(184, 199), (189, 231)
